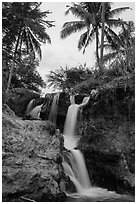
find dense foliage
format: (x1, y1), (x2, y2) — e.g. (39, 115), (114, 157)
(46, 64), (93, 92)
(61, 2), (130, 65)
(2, 2), (54, 93)
(2, 2), (53, 59)
(3, 55), (46, 93)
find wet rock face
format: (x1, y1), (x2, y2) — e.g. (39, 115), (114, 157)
(75, 86), (135, 195)
(2, 105), (67, 202)
(77, 116), (135, 195)
(82, 148), (135, 194)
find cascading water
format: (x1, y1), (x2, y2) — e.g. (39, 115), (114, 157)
(63, 104), (79, 149)
(70, 95), (75, 104)
(63, 95), (92, 194)
(29, 104), (43, 119)
(25, 99), (35, 116)
(25, 99), (42, 119)
(62, 95), (124, 200)
(63, 95), (90, 150)
(49, 93), (60, 124)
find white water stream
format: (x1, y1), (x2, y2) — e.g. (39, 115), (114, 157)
(25, 99), (42, 119)
(63, 96), (93, 195)
(62, 95), (121, 199)
(25, 99), (35, 116)
(29, 104), (42, 119)
(49, 93), (60, 124)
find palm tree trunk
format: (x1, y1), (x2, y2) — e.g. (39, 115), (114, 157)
(95, 30), (100, 65)
(99, 2), (105, 70)
(6, 28), (21, 93)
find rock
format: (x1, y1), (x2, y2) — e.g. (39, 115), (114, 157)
(77, 109), (135, 195)
(73, 85), (135, 195)
(2, 103), (16, 118)
(2, 107), (67, 202)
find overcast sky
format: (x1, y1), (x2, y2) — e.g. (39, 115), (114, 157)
(38, 1), (135, 93)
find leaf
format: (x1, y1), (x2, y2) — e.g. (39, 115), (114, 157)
(61, 21), (86, 39)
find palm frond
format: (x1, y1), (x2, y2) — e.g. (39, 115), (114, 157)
(105, 26), (120, 41)
(65, 3), (92, 21)
(103, 51), (118, 63)
(101, 43), (112, 50)
(40, 32), (51, 43)
(28, 28), (42, 59)
(105, 19), (128, 27)
(78, 30), (89, 50)
(104, 30), (117, 50)
(106, 7), (130, 18)
(26, 19), (51, 43)
(61, 21), (86, 39)
(82, 29), (95, 53)
(39, 19), (55, 28)
(104, 26), (123, 48)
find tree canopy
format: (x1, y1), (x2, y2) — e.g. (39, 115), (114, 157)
(46, 64), (93, 93)
(2, 2), (54, 93)
(61, 2), (130, 66)
(2, 2), (54, 59)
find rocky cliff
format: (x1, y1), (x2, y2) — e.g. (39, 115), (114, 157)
(2, 104), (66, 202)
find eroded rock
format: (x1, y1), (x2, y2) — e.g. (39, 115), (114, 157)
(2, 105), (67, 202)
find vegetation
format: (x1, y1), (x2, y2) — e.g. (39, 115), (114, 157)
(3, 55), (46, 93)
(103, 21), (135, 72)
(61, 2), (130, 67)
(2, 2), (135, 118)
(46, 64), (93, 93)
(2, 2), (54, 93)
(2, 2), (135, 200)
(48, 17), (135, 95)
(49, 2), (134, 98)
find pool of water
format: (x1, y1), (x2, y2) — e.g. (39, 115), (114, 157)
(66, 192), (135, 202)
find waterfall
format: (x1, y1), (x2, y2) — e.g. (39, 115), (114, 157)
(62, 95), (120, 199)
(25, 99), (35, 116)
(25, 99), (42, 119)
(63, 104), (79, 150)
(63, 96), (90, 150)
(49, 93), (60, 124)
(29, 104), (43, 119)
(70, 149), (91, 189)
(63, 96), (92, 195)
(70, 95), (75, 104)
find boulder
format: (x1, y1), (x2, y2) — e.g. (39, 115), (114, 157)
(2, 105), (67, 202)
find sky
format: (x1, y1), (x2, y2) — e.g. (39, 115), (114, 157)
(37, 1), (135, 93)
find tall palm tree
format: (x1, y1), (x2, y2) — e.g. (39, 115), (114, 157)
(2, 2), (54, 92)
(102, 21), (135, 74)
(60, 2), (130, 67)
(100, 2), (105, 69)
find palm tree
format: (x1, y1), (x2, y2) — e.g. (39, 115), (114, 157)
(60, 2), (130, 67)
(102, 21), (135, 74)
(61, 2), (101, 64)
(100, 2), (105, 69)
(2, 2), (54, 92)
